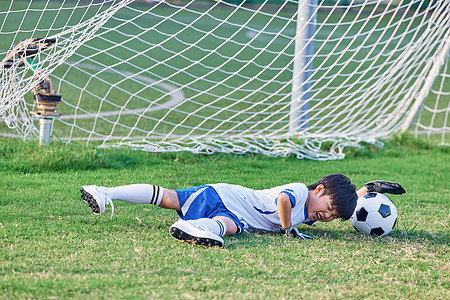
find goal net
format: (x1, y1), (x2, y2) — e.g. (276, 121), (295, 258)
(0, 0), (449, 159)
(413, 51), (449, 146)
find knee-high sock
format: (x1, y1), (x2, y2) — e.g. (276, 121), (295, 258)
(106, 184), (164, 206)
(188, 218), (227, 237)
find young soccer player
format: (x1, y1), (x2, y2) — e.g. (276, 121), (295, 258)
(80, 174), (405, 247)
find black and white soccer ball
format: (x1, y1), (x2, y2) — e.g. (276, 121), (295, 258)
(351, 193), (398, 237)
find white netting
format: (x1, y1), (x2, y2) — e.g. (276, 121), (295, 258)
(0, 0), (449, 159)
(413, 52), (449, 146)
(0, 0), (132, 134)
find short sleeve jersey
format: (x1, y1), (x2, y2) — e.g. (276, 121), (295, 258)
(209, 183), (313, 232)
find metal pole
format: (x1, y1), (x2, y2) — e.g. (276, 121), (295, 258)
(39, 117), (53, 145)
(289, 0), (316, 134)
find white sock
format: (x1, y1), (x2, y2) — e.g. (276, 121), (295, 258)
(106, 184), (164, 206)
(190, 218), (227, 237)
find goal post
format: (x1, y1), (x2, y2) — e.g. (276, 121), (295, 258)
(0, 0), (449, 159)
(290, 0), (317, 134)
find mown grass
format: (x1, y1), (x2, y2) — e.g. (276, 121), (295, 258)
(0, 135), (448, 298)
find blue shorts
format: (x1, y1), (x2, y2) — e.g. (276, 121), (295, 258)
(175, 185), (243, 235)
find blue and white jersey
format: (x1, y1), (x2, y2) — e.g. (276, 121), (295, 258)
(209, 183), (313, 232)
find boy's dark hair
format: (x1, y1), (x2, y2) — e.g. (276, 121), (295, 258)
(307, 174), (357, 221)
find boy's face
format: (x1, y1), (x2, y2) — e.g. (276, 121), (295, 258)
(307, 184), (339, 222)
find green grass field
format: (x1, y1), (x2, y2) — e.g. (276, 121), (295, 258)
(0, 135), (448, 298)
(0, 2), (449, 297)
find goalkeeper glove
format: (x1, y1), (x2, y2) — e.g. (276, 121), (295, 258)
(364, 181), (406, 195)
(280, 226), (314, 240)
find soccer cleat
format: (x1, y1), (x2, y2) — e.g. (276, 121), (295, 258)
(169, 219), (224, 247)
(80, 185), (114, 217)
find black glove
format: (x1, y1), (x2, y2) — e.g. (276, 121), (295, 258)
(365, 181), (406, 195)
(280, 227), (314, 240)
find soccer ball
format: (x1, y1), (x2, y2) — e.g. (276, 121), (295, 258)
(351, 193), (398, 237)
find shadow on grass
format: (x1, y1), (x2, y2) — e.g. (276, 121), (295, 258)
(64, 209), (449, 250)
(220, 226), (449, 250)
(311, 226), (446, 243)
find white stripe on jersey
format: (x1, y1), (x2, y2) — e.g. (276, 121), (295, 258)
(209, 183), (309, 232)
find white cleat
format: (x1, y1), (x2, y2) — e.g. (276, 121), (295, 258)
(169, 219), (224, 247)
(80, 185), (114, 217)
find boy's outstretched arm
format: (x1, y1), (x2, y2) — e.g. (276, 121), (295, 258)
(277, 193), (314, 240)
(277, 193), (292, 230)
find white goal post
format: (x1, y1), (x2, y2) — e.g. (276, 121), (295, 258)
(0, 0), (449, 159)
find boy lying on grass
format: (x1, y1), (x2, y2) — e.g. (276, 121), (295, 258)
(80, 174), (405, 247)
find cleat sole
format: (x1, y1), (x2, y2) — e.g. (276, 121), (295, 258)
(80, 188), (101, 214)
(169, 227), (223, 247)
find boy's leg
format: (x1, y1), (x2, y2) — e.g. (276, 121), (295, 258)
(160, 189), (181, 210)
(81, 184), (181, 216)
(107, 184), (181, 210)
(169, 216), (237, 247)
(107, 184), (165, 206)
(169, 185), (241, 247)
(212, 216), (238, 236)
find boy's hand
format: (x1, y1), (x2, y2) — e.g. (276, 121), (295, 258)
(280, 227), (314, 240)
(364, 181), (406, 195)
